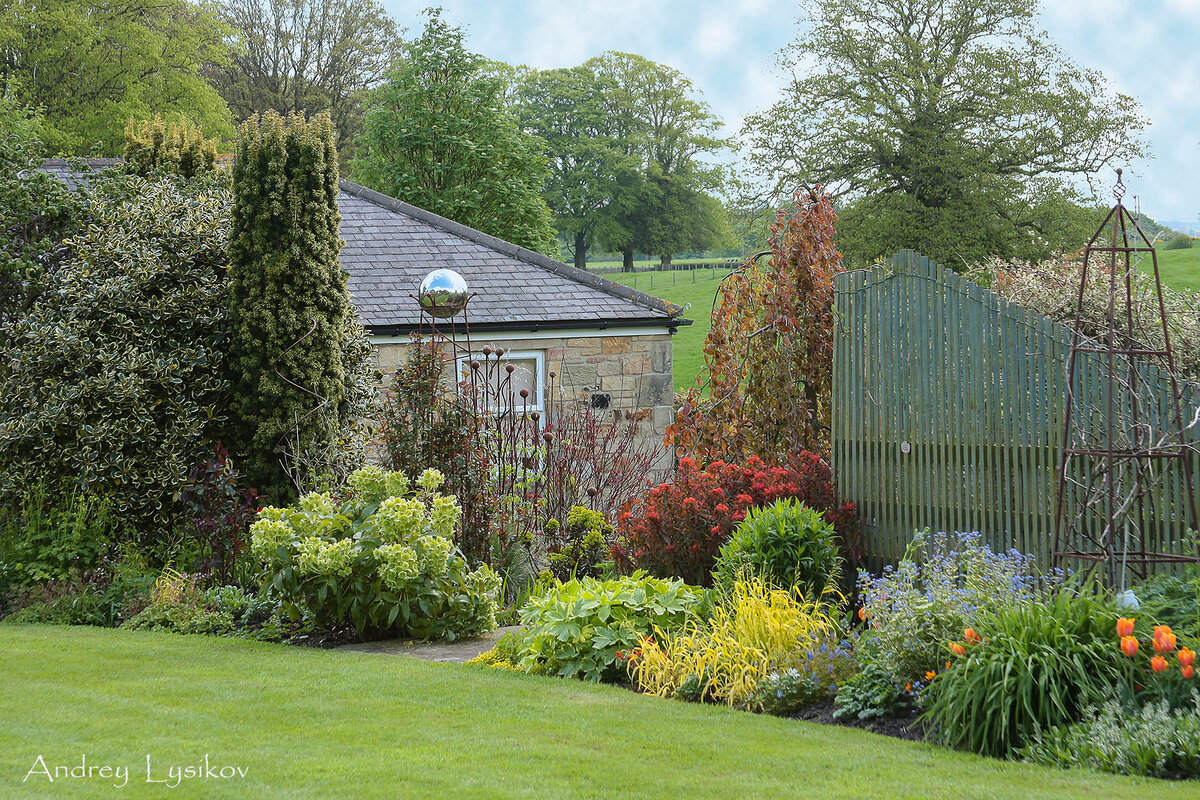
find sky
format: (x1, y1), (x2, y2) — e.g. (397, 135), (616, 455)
(381, 0), (1200, 227)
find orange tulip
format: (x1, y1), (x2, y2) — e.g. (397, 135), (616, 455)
(1116, 617), (1135, 638)
(1153, 627), (1177, 654)
(1179, 648), (1196, 669)
(1151, 655), (1169, 673)
(925, 671), (937, 681)
(949, 642), (967, 656)
(964, 628), (981, 644)
(1120, 636), (1139, 658)
(1183, 665), (1195, 680)
(858, 607), (868, 621)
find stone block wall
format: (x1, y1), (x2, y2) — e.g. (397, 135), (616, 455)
(373, 330), (677, 478)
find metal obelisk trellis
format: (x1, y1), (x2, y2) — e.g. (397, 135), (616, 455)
(1053, 170), (1200, 586)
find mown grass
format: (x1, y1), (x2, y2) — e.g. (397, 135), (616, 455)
(1151, 246), (1200, 293)
(0, 624), (1193, 799)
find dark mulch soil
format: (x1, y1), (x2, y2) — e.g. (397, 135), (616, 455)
(790, 699), (928, 742)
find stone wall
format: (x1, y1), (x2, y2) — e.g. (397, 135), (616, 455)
(373, 330), (676, 476)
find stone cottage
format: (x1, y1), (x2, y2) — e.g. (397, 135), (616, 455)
(39, 160), (691, 468)
(338, 180), (690, 469)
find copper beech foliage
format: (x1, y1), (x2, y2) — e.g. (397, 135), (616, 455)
(670, 188), (842, 463)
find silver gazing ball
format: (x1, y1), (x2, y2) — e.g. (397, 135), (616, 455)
(418, 268), (469, 318)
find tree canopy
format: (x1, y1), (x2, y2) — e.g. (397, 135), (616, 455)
(211, 0), (401, 164)
(0, 0), (234, 154)
(585, 52), (732, 268)
(741, 0), (1147, 267)
(513, 66), (642, 268)
(0, 97), (79, 338)
(352, 9), (558, 256)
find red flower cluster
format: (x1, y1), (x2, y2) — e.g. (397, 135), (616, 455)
(612, 452), (858, 585)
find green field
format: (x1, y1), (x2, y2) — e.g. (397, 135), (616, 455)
(596, 267), (728, 392)
(1, 624), (1192, 799)
(598, 249), (1200, 393)
(586, 257), (737, 271)
(1151, 246), (1200, 293)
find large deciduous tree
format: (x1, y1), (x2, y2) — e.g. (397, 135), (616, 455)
(586, 52), (732, 269)
(513, 66), (642, 269)
(352, 9), (558, 256)
(227, 111), (372, 503)
(0, 0), (234, 155)
(741, 0), (1147, 267)
(211, 0), (401, 164)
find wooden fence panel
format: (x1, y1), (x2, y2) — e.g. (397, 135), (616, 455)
(832, 250), (1200, 570)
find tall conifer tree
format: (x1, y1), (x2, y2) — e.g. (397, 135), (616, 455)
(227, 111), (354, 501)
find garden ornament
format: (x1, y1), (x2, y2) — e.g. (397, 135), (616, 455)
(418, 269), (470, 318)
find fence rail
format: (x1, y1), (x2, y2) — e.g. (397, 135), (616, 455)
(832, 250), (1199, 570)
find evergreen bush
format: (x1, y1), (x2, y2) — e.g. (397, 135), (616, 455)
(227, 111), (375, 502)
(713, 498), (840, 599)
(123, 115), (218, 178)
(0, 170), (232, 524)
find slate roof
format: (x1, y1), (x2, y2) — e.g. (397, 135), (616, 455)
(339, 181), (687, 333)
(38, 160), (690, 335)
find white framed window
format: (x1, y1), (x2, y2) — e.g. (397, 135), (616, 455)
(455, 349), (545, 415)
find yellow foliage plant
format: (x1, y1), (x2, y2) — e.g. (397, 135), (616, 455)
(631, 579), (839, 708)
(150, 567), (189, 606)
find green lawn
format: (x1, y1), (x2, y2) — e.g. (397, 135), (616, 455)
(0, 625), (1193, 799)
(1151, 246), (1200, 293)
(597, 267), (727, 392)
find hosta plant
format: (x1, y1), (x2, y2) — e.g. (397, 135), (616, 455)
(516, 573), (704, 682)
(250, 466), (501, 641)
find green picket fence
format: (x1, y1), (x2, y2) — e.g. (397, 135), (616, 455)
(832, 250), (1200, 571)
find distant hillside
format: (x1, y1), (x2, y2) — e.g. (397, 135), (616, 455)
(1129, 212), (1189, 241)
(1158, 219), (1200, 236)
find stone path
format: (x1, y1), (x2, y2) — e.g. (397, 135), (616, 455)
(335, 626), (521, 663)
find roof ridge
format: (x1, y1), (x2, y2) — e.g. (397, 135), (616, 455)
(337, 179), (686, 319)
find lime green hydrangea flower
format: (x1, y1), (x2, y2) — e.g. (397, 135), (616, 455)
(384, 471), (410, 499)
(298, 492), (336, 516)
(416, 535), (453, 573)
(416, 468), (445, 492)
(466, 563), (503, 597)
(296, 537), (355, 577)
(376, 497), (426, 543)
(429, 495), (461, 538)
(256, 506), (291, 523)
(348, 466), (388, 503)
(377, 543), (420, 591)
(249, 518), (293, 563)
